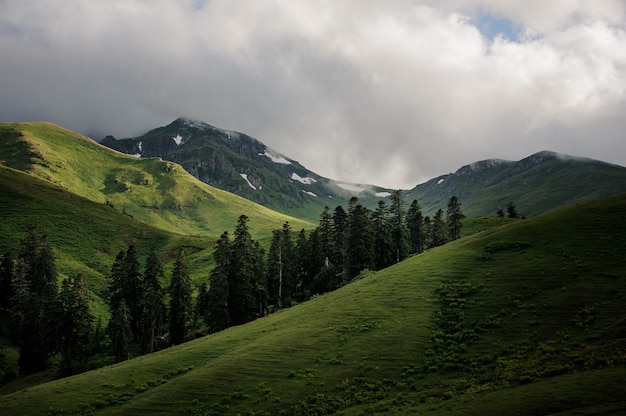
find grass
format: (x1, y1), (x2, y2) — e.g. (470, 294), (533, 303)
(0, 122), (314, 237)
(0, 192), (624, 415)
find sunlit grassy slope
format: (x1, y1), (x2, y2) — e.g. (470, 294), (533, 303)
(1, 193), (624, 415)
(0, 122), (313, 237)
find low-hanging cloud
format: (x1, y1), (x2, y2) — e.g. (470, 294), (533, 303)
(1, 0), (625, 188)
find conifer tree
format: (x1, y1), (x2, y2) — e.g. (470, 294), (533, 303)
(267, 230), (284, 309)
(141, 250), (166, 353)
(332, 205), (348, 282)
(195, 282), (209, 326)
(407, 200), (425, 254)
(229, 215), (258, 325)
(207, 231), (231, 333)
(109, 299), (132, 362)
(251, 241), (267, 317)
(294, 229), (311, 301)
(169, 249), (192, 345)
(389, 190), (409, 263)
(372, 200), (393, 270)
(11, 231), (60, 375)
(346, 199), (374, 280)
(430, 209), (447, 248)
(0, 253), (13, 313)
(59, 274), (93, 375)
(446, 196), (465, 241)
(122, 245), (143, 340)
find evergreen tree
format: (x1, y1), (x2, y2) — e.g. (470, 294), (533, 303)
(11, 231), (60, 375)
(507, 202), (518, 218)
(109, 299), (132, 362)
(141, 250), (166, 353)
(169, 249), (192, 345)
(346, 199), (374, 280)
(407, 200), (425, 254)
(207, 232), (231, 333)
(0, 253), (13, 312)
(267, 230), (285, 309)
(318, 206), (334, 267)
(389, 190), (409, 263)
(430, 209), (447, 248)
(423, 216), (432, 249)
(294, 229), (311, 301)
(122, 245), (143, 340)
(332, 205), (348, 282)
(229, 215), (258, 325)
(59, 274), (94, 375)
(251, 241), (267, 317)
(372, 200), (393, 270)
(195, 282), (209, 326)
(446, 196), (465, 241)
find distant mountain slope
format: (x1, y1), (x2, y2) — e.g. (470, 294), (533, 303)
(102, 119), (626, 219)
(1, 192), (624, 415)
(0, 122), (313, 237)
(101, 118), (394, 220)
(408, 150), (626, 217)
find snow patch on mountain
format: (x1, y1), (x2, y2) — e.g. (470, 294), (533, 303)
(437, 178), (445, 185)
(173, 134), (183, 145)
(291, 173), (317, 184)
(375, 191), (391, 197)
(137, 141), (143, 152)
(259, 149), (291, 165)
(303, 190), (318, 197)
(240, 173), (257, 190)
(131, 153), (141, 158)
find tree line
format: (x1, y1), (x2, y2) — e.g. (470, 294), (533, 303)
(196, 191), (465, 333)
(0, 192), (465, 377)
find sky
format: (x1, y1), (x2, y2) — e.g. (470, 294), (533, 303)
(1, 1), (625, 189)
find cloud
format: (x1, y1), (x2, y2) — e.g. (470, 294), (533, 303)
(1, 0), (625, 189)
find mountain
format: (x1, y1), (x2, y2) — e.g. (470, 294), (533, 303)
(101, 118), (626, 219)
(1, 192), (624, 415)
(101, 118), (395, 221)
(0, 121), (312, 237)
(408, 150), (626, 217)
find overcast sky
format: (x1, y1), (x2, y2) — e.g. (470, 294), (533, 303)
(2, 1), (625, 189)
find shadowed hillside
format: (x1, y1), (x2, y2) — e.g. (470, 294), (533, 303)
(1, 193), (624, 415)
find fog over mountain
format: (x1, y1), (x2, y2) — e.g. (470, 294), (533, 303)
(1, 1), (625, 188)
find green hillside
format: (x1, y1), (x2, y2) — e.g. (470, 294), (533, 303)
(0, 122), (313, 237)
(409, 151), (626, 217)
(1, 193), (624, 415)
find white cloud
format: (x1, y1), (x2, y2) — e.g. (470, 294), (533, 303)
(1, 0), (625, 188)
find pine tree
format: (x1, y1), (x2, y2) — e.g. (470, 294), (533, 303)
(332, 205), (348, 283)
(122, 245), (144, 341)
(346, 198), (374, 280)
(389, 190), (409, 263)
(109, 299), (132, 362)
(294, 229), (311, 301)
(407, 200), (425, 254)
(229, 215), (258, 325)
(141, 250), (166, 353)
(207, 232), (231, 333)
(59, 275), (94, 375)
(507, 202), (518, 218)
(267, 230), (284, 309)
(446, 196), (465, 241)
(0, 253), (13, 313)
(11, 231), (60, 375)
(195, 281), (209, 326)
(430, 209), (447, 248)
(169, 249), (192, 345)
(251, 241), (267, 317)
(372, 200), (393, 270)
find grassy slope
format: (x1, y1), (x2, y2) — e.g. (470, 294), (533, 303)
(0, 122), (313, 238)
(1, 193), (624, 415)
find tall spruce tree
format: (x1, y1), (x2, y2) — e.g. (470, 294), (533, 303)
(229, 215), (258, 325)
(11, 231), (60, 375)
(332, 205), (348, 283)
(346, 198), (374, 280)
(0, 253), (13, 313)
(446, 196), (465, 241)
(122, 245), (143, 341)
(267, 230), (285, 309)
(372, 200), (393, 270)
(407, 200), (425, 254)
(294, 229), (311, 301)
(109, 299), (132, 362)
(207, 232), (231, 333)
(169, 249), (192, 345)
(59, 274), (94, 375)
(430, 209), (447, 248)
(141, 250), (166, 353)
(389, 190), (409, 263)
